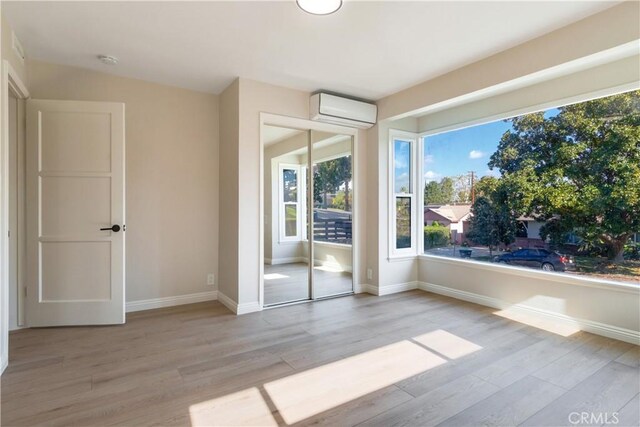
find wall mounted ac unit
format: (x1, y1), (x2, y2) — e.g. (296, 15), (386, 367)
(310, 93), (377, 129)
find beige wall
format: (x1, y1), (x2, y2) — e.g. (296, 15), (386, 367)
(367, 117), (419, 293)
(27, 60), (220, 303)
(237, 79), (311, 306)
(219, 78), (368, 307)
(419, 257), (640, 342)
(377, 1), (640, 121)
(367, 1), (640, 336)
(419, 55), (640, 133)
(1, 14), (27, 88)
(218, 79), (240, 302)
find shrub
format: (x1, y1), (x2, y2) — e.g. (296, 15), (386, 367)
(424, 223), (450, 249)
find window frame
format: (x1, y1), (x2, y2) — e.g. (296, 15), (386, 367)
(416, 88), (640, 289)
(389, 130), (419, 258)
(384, 84), (640, 291)
(278, 163), (307, 243)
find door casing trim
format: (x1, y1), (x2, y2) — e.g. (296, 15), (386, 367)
(1, 60), (29, 375)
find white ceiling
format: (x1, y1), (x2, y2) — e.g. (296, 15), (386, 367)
(3, 1), (619, 99)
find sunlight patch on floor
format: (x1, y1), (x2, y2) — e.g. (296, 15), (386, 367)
(263, 340), (447, 425)
(189, 387), (277, 427)
(494, 308), (580, 337)
(264, 273), (289, 280)
(313, 265), (345, 273)
(412, 329), (483, 359)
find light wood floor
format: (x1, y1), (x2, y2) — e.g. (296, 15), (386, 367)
(1, 291), (639, 426)
(264, 263), (352, 305)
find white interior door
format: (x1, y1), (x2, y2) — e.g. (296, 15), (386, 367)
(26, 100), (125, 326)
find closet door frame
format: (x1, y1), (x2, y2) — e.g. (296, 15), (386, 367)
(259, 113), (359, 310)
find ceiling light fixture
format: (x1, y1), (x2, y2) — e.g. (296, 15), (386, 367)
(97, 55), (118, 65)
(297, 0), (342, 15)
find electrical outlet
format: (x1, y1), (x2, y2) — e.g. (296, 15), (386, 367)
(207, 273), (215, 286)
(367, 268), (373, 280)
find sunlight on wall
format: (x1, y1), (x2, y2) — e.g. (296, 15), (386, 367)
(263, 340), (446, 425)
(189, 387), (277, 427)
(412, 329), (483, 359)
(494, 306), (580, 337)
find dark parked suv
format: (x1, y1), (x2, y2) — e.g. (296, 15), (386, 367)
(493, 248), (575, 272)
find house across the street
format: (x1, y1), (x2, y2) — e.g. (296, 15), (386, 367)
(424, 204), (472, 243)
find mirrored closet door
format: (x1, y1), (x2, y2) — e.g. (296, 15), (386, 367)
(310, 130), (353, 299)
(262, 125), (354, 307)
(263, 126), (311, 306)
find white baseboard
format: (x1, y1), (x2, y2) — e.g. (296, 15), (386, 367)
(267, 257), (307, 266)
(126, 290), (218, 313)
(237, 301), (262, 315)
(216, 291), (238, 313)
(217, 291), (262, 315)
(366, 281), (418, 296)
(419, 282), (640, 345)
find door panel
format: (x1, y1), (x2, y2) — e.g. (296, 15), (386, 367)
(262, 126), (310, 306)
(311, 131), (354, 299)
(41, 241), (111, 301)
(41, 176), (112, 236)
(41, 111), (112, 172)
(26, 100), (125, 326)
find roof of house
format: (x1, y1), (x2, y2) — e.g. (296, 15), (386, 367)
(425, 204), (472, 223)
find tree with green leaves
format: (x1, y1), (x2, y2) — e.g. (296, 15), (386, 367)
(314, 156), (352, 211)
(489, 90), (640, 261)
(466, 195), (517, 257)
(424, 177), (455, 205)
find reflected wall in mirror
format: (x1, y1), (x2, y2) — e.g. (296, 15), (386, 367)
(311, 131), (354, 299)
(263, 125), (310, 306)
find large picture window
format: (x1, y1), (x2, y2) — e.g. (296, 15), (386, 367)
(390, 132), (417, 256)
(419, 90), (639, 286)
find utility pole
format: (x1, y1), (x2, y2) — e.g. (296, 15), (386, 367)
(469, 171), (476, 204)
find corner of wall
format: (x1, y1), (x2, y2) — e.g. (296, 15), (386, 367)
(217, 79), (241, 302)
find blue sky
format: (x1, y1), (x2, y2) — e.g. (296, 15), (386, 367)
(422, 108), (559, 183)
(393, 108), (560, 192)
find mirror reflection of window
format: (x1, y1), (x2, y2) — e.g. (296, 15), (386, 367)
(313, 155), (352, 245)
(262, 125), (355, 306)
(263, 126), (310, 306)
(311, 131), (354, 300)
(282, 168), (298, 237)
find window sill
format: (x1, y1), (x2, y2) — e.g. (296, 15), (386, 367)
(278, 240), (305, 245)
(418, 254), (640, 294)
(314, 241), (352, 249)
(387, 254), (418, 263)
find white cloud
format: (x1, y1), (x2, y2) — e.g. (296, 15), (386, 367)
(394, 157), (408, 169)
(484, 169), (500, 177)
(424, 170), (442, 182)
(469, 150), (485, 159)
(424, 154), (434, 164)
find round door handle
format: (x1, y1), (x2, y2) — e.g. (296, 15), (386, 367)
(100, 225), (121, 232)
